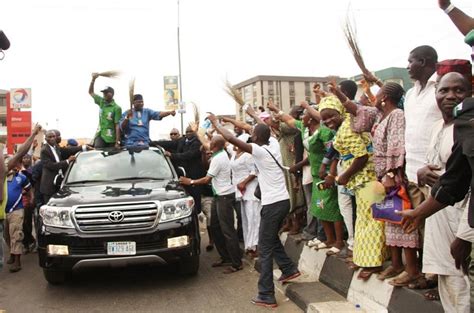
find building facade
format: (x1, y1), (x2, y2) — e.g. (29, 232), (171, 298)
(0, 90), (8, 145)
(232, 75), (341, 121)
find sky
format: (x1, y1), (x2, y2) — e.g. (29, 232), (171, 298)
(1, 0), (473, 140)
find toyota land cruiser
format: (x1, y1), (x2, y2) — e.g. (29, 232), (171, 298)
(37, 147), (200, 284)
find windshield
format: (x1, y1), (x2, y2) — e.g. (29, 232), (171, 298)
(66, 149), (174, 184)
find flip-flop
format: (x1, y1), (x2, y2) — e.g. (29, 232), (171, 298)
(424, 289), (440, 301)
(223, 265), (243, 274)
(211, 260), (232, 268)
(326, 247), (341, 256)
(307, 238), (322, 247)
(357, 267), (382, 281)
(376, 266), (404, 281)
(314, 242), (330, 250)
(389, 272), (423, 287)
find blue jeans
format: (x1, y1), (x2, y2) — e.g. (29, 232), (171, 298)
(0, 220), (4, 270)
(258, 199), (298, 301)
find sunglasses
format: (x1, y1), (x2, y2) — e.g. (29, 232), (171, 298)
(170, 133), (179, 135)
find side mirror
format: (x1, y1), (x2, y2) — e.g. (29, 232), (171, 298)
(177, 167), (186, 177)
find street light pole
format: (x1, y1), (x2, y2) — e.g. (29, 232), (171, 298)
(177, 0), (184, 134)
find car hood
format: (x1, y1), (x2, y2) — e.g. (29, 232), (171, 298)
(49, 180), (188, 207)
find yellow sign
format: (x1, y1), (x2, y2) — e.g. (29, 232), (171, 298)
(164, 76), (179, 111)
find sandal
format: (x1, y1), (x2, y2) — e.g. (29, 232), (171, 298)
(357, 267), (382, 281)
(376, 266), (404, 281)
(424, 289), (440, 301)
(408, 275), (437, 289)
(389, 272), (423, 287)
(223, 265), (243, 274)
(307, 238), (322, 247)
(326, 247), (341, 256)
(314, 242), (330, 250)
(211, 260), (232, 268)
(347, 261), (360, 270)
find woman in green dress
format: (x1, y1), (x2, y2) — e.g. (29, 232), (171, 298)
(267, 101), (344, 253)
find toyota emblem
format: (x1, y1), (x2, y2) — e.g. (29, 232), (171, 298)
(108, 211), (125, 223)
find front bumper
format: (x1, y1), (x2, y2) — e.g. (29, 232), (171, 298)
(37, 216), (200, 271)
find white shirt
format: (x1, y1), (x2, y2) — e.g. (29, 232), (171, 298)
(48, 144), (60, 162)
(423, 121), (467, 276)
(230, 152), (258, 200)
(250, 143), (289, 206)
(207, 150), (234, 196)
(404, 74), (443, 182)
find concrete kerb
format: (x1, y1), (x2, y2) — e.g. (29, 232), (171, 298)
(281, 233), (443, 313)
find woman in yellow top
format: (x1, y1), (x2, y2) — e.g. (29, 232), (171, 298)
(321, 96), (385, 280)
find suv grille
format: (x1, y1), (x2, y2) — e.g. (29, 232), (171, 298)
(74, 202), (159, 232)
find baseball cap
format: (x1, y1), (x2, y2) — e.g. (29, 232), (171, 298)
(101, 86), (115, 94)
(67, 139), (78, 146)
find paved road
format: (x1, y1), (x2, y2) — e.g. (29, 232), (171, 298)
(0, 231), (301, 313)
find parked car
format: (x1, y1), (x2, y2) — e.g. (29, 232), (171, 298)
(37, 147), (200, 284)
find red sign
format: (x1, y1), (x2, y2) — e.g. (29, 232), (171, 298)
(6, 93), (32, 154)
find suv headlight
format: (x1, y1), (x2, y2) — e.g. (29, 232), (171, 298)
(159, 197), (194, 222)
(39, 205), (74, 228)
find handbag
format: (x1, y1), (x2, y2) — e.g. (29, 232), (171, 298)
(254, 147), (286, 200)
(371, 185), (412, 224)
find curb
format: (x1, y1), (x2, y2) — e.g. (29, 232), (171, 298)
(281, 233), (444, 313)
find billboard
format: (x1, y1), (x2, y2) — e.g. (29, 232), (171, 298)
(163, 76), (179, 111)
(10, 88), (32, 109)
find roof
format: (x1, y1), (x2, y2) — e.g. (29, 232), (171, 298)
(233, 75), (344, 89)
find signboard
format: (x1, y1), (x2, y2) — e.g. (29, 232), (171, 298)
(163, 76), (179, 111)
(7, 110), (32, 154)
(10, 88), (32, 109)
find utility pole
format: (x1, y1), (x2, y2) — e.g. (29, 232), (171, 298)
(177, 0), (184, 134)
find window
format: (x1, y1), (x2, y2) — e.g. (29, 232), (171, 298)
(290, 98), (295, 107)
(289, 81), (295, 96)
(267, 81), (274, 97)
(304, 82), (311, 100)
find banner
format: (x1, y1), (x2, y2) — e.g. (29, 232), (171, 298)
(10, 88), (32, 109)
(163, 76), (179, 111)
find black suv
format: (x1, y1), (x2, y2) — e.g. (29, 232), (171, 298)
(37, 147), (200, 284)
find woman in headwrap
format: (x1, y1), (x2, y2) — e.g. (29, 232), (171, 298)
(320, 95), (385, 280)
(330, 82), (422, 286)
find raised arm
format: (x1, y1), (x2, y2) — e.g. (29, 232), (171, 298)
(208, 114), (253, 154)
(244, 105), (265, 125)
(89, 73), (99, 97)
(159, 110), (176, 119)
(300, 101), (321, 121)
(327, 84), (358, 116)
(267, 101), (296, 128)
(8, 125), (42, 171)
(439, 0), (474, 35)
(221, 116), (252, 132)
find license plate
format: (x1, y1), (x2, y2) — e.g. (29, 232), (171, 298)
(107, 242), (136, 255)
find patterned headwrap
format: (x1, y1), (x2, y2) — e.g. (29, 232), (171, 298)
(318, 95), (345, 115)
(436, 59), (472, 78)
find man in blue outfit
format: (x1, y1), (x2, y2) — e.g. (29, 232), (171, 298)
(120, 94), (176, 146)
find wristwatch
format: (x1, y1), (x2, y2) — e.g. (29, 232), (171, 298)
(190, 180), (195, 185)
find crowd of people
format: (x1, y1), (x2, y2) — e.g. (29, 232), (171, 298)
(1, 0), (474, 312)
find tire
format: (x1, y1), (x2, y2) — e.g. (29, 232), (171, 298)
(178, 255), (200, 276)
(43, 268), (68, 285)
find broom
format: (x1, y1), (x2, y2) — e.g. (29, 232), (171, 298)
(342, 12), (370, 76)
(129, 77), (135, 112)
(97, 70), (121, 78)
(223, 79), (245, 107)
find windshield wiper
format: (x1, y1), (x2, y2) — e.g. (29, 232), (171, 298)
(66, 180), (112, 185)
(112, 177), (165, 181)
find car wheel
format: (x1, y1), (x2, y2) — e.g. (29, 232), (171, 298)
(43, 268), (68, 285)
(178, 255), (199, 276)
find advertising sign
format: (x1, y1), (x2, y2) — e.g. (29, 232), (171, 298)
(10, 88), (32, 109)
(7, 110), (32, 154)
(163, 76), (179, 111)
